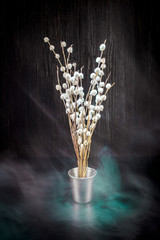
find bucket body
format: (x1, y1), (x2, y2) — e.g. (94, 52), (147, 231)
(68, 167), (97, 203)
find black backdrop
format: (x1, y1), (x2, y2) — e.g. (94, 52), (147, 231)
(1, 0), (160, 159)
(0, 0), (160, 239)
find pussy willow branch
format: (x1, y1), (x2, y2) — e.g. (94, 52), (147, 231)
(84, 40), (106, 112)
(57, 66), (80, 165)
(80, 82), (115, 172)
(51, 38), (115, 177)
(61, 43), (67, 67)
(66, 45), (73, 72)
(84, 40), (106, 104)
(56, 66), (66, 107)
(48, 41), (63, 67)
(68, 117), (80, 166)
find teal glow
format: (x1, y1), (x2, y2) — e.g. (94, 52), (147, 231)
(0, 148), (151, 239)
(49, 147), (141, 231)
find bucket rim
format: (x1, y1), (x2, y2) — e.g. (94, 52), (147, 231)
(68, 167), (97, 179)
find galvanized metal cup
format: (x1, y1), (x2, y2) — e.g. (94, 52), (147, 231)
(68, 167), (97, 204)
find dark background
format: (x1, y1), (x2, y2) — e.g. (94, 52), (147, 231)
(0, 0), (160, 239)
(1, 0), (160, 159)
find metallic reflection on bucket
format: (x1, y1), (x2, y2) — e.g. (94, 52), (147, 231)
(68, 167), (97, 203)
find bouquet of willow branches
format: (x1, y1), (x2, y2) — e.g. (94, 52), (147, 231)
(44, 37), (115, 178)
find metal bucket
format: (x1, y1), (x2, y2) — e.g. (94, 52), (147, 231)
(68, 167), (97, 203)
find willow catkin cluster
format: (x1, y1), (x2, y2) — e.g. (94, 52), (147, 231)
(44, 37), (115, 177)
